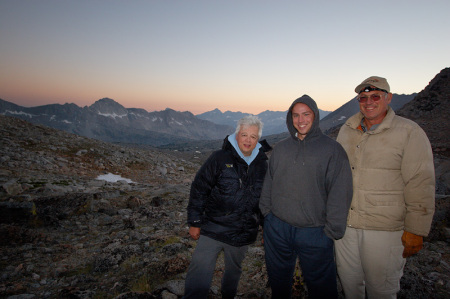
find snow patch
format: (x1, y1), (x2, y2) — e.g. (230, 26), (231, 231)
(5, 110), (34, 118)
(96, 173), (133, 183)
(169, 120), (183, 125)
(97, 112), (127, 119)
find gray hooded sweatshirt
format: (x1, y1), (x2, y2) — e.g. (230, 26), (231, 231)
(259, 95), (353, 239)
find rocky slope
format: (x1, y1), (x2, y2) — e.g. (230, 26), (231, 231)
(0, 113), (449, 299)
(396, 68), (450, 155)
(396, 67), (450, 196)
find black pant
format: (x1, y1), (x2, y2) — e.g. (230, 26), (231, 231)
(263, 213), (338, 299)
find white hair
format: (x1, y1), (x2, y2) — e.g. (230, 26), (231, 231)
(234, 115), (263, 138)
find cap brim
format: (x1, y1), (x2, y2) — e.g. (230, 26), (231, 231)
(355, 83), (370, 93)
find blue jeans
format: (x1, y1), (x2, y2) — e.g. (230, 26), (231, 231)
(264, 213), (338, 299)
(183, 235), (249, 299)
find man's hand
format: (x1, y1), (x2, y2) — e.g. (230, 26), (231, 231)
(189, 226), (201, 240)
(401, 231), (423, 258)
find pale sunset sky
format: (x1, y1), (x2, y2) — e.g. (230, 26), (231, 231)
(1, 0), (449, 115)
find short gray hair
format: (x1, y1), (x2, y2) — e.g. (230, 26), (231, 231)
(235, 115), (263, 138)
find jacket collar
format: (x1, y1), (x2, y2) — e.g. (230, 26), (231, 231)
(221, 135), (271, 164)
(346, 106), (396, 134)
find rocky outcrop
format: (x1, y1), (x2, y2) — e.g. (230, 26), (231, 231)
(397, 67), (450, 155)
(396, 67), (450, 195)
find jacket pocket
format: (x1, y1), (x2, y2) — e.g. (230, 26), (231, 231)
(364, 193), (406, 229)
(365, 193), (404, 206)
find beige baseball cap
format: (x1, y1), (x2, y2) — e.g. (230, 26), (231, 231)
(355, 76), (390, 93)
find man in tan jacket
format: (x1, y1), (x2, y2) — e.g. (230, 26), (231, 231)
(335, 76), (435, 299)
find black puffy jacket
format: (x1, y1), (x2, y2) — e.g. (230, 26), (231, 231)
(187, 136), (271, 246)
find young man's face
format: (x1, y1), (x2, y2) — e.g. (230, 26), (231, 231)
(292, 103), (314, 140)
(236, 125), (259, 156)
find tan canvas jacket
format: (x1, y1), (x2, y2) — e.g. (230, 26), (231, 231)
(337, 107), (435, 236)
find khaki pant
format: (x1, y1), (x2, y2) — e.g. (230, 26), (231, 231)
(335, 228), (406, 299)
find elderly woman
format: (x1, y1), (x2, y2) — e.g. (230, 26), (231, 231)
(183, 115), (271, 299)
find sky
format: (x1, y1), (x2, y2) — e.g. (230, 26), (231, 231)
(1, 0), (449, 115)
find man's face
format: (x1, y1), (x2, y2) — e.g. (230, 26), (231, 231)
(358, 89), (392, 124)
(292, 103), (314, 140)
(236, 125), (259, 156)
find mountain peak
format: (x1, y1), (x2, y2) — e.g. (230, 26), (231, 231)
(90, 98), (127, 116)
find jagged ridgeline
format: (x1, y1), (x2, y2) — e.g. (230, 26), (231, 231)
(0, 98), (234, 146)
(0, 93), (411, 148)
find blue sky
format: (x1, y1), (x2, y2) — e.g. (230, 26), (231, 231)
(1, 0), (448, 114)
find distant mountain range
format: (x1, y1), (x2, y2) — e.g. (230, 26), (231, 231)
(0, 98), (233, 146)
(0, 92), (416, 147)
(196, 107), (332, 136)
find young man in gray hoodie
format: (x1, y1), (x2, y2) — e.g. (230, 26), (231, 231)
(259, 95), (353, 298)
